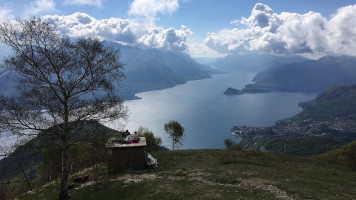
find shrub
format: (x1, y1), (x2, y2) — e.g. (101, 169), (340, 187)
(136, 127), (163, 152)
(224, 139), (242, 151)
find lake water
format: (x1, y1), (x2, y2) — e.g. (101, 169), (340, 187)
(108, 71), (316, 150)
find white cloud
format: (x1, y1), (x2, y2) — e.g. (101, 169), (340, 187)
(44, 12), (192, 51)
(128, 0), (179, 22)
(187, 43), (227, 58)
(0, 7), (14, 20)
(230, 19), (240, 25)
(326, 4), (356, 56)
(63, 0), (104, 7)
(24, 0), (56, 18)
(205, 3), (356, 56)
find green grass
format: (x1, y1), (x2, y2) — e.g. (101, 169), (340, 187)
(20, 150), (356, 200)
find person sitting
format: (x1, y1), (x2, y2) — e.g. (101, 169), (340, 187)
(119, 130), (131, 144)
(132, 131), (140, 143)
(122, 130), (130, 140)
(123, 132), (131, 143)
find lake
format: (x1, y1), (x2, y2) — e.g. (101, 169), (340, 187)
(107, 71), (316, 150)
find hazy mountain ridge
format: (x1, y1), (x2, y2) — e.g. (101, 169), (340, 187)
(225, 55), (356, 95)
(210, 53), (308, 72)
(0, 43), (218, 100)
(233, 84), (356, 156)
(111, 43), (219, 99)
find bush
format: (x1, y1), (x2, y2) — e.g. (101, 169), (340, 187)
(224, 139), (242, 151)
(136, 127), (164, 152)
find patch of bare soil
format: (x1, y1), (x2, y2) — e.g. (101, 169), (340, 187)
(239, 178), (294, 200)
(107, 170), (294, 199)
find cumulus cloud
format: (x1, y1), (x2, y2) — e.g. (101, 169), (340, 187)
(205, 3), (356, 56)
(24, 0), (56, 18)
(44, 12), (192, 51)
(187, 43), (227, 58)
(326, 4), (356, 56)
(128, 0), (179, 22)
(63, 0), (104, 7)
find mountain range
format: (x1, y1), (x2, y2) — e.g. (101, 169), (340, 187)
(115, 43), (218, 99)
(210, 53), (308, 72)
(0, 42), (218, 100)
(225, 55), (356, 95)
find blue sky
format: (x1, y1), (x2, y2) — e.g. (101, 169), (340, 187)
(1, 0), (356, 58)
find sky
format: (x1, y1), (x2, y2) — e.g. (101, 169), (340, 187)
(1, 0), (356, 58)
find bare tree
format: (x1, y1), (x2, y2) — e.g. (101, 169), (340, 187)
(0, 18), (127, 199)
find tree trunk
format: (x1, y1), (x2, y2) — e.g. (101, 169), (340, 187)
(58, 145), (70, 200)
(59, 104), (70, 200)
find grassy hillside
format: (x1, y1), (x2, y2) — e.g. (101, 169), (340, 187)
(17, 149), (356, 200)
(316, 140), (356, 171)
